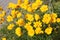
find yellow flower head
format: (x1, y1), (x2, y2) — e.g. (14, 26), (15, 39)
(51, 13), (57, 18)
(7, 23), (14, 30)
(34, 21), (42, 28)
(32, 0), (43, 10)
(34, 14), (40, 21)
(17, 12), (22, 18)
(40, 5), (48, 12)
(17, 0), (21, 5)
(16, 18), (25, 26)
(0, 11), (6, 18)
(57, 18), (60, 23)
(20, 3), (28, 10)
(25, 14), (34, 21)
(2, 37), (6, 40)
(35, 0), (43, 6)
(1, 11), (6, 17)
(28, 29), (34, 37)
(51, 13), (57, 23)
(24, 22), (33, 31)
(27, 6), (32, 12)
(35, 27), (43, 34)
(45, 25), (53, 35)
(15, 27), (22, 37)
(0, 14), (2, 18)
(8, 2), (17, 9)
(24, 0), (29, 5)
(32, 3), (39, 10)
(0, 18), (5, 24)
(7, 15), (13, 22)
(42, 14), (51, 24)
(11, 9), (16, 18)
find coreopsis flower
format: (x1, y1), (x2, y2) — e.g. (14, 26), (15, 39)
(24, 22), (33, 31)
(7, 15), (13, 22)
(2, 37), (6, 40)
(16, 18), (25, 26)
(0, 14), (2, 18)
(32, 0), (43, 10)
(7, 23), (14, 30)
(25, 14), (34, 22)
(32, 3), (39, 10)
(1, 11), (6, 17)
(28, 29), (34, 37)
(27, 6), (32, 12)
(35, 27), (43, 34)
(11, 9), (16, 18)
(0, 11), (6, 18)
(20, 3), (28, 10)
(40, 5), (48, 12)
(42, 14), (51, 24)
(8, 2), (17, 9)
(51, 13), (57, 23)
(24, 0), (29, 5)
(15, 27), (22, 37)
(51, 13), (57, 18)
(34, 14), (40, 21)
(34, 21), (42, 28)
(0, 18), (5, 24)
(45, 25), (53, 35)
(35, 0), (43, 6)
(17, 12), (22, 18)
(57, 18), (60, 22)
(17, 0), (21, 5)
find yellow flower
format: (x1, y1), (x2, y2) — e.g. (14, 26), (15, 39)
(32, 3), (39, 10)
(11, 9), (16, 18)
(24, 22), (33, 31)
(35, 0), (43, 6)
(15, 27), (22, 37)
(0, 18), (5, 24)
(34, 14), (40, 21)
(8, 2), (17, 9)
(17, 12), (22, 18)
(2, 11), (6, 17)
(20, 3), (28, 10)
(11, 9), (19, 18)
(57, 18), (60, 22)
(24, 0), (29, 5)
(0, 11), (6, 18)
(2, 37), (6, 40)
(7, 15), (13, 22)
(27, 6), (32, 12)
(25, 14), (34, 21)
(28, 29), (34, 37)
(51, 13), (57, 23)
(17, 0), (21, 5)
(7, 23), (14, 30)
(40, 5), (48, 12)
(35, 27), (43, 34)
(0, 14), (2, 18)
(32, 0), (43, 10)
(16, 18), (25, 26)
(51, 13), (57, 18)
(34, 21), (42, 28)
(45, 26), (53, 35)
(42, 14), (51, 24)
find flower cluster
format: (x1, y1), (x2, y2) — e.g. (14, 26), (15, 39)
(0, 0), (60, 40)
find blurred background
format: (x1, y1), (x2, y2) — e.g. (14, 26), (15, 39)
(0, 0), (17, 11)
